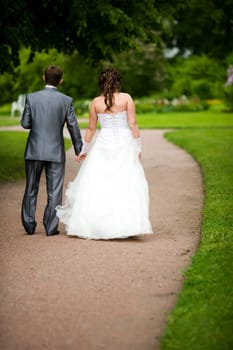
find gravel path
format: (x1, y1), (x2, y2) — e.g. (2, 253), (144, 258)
(0, 129), (203, 350)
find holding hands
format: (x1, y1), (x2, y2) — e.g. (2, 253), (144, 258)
(76, 154), (86, 163)
(76, 141), (90, 163)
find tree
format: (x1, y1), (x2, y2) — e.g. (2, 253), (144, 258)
(108, 41), (167, 97)
(0, 0), (166, 73)
(0, 42), (167, 103)
(165, 0), (233, 59)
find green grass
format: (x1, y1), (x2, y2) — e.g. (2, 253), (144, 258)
(77, 109), (233, 129)
(161, 128), (233, 350)
(0, 116), (21, 126)
(137, 109), (233, 128)
(0, 132), (71, 181)
(1, 107), (233, 128)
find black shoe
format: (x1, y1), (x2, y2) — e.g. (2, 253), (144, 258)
(46, 230), (60, 236)
(24, 223), (36, 235)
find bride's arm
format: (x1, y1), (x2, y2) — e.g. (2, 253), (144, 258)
(127, 95), (142, 158)
(84, 101), (97, 142)
(127, 94), (140, 138)
(76, 101), (97, 162)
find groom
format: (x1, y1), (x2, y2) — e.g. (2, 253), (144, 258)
(21, 65), (83, 236)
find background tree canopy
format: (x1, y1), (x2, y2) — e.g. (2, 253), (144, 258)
(1, 0), (233, 70)
(0, 0), (232, 103)
(0, 0), (166, 73)
(165, 0), (233, 58)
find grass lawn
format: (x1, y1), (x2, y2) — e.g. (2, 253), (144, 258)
(0, 132), (71, 181)
(161, 128), (233, 350)
(0, 115), (89, 128)
(137, 109), (233, 128)
(1, 107), (233, 129)
(0, 116), (21, 126)
(76, 105), (233, 129)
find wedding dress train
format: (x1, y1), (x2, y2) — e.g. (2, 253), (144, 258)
(56, 111), (153, 239)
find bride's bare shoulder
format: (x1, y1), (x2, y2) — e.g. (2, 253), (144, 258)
(119, 92), (133, 100)
(90, 95), (103, 108)
(120, 92), (131, 97)
(92, 95), (103, 103)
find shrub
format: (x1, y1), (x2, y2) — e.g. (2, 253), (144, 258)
(74, 100), (91, 116)
(135, 100), (156, 113)
(168, 55), (225, 99)
(223, 85), (233, 111)
(0, 73), (16, 104)
(172, 78), (192, 97)
(0, 103), (11, 116)
(192, 80), (213, 99)
(134, 96), (209, 114)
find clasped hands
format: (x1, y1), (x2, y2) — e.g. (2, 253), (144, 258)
(76, 153), (87, 163)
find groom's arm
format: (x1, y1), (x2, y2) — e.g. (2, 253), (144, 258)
(66, 98), (83, 155)
(21, 95), (32, 129)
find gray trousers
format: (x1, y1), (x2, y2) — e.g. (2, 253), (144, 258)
(21, 160), (65, 234)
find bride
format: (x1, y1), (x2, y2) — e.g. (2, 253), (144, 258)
(56, 68), (153, 239)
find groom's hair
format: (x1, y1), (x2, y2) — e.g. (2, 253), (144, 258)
(44, 65), (63, 86)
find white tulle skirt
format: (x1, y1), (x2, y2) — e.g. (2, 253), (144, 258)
(56, 131), (153, 239)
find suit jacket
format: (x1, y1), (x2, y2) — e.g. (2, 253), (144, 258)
(21, 87), (83, 162)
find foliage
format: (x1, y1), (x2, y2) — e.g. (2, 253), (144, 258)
(0, 132), (71, 181)
(2, 0), (233, 76)
(0, 49), (65, 104)
(0, 42), (167, 103)
(0, 0), (166, 74)
(167, 55), (225, 99)
(225, 52), (233, 66)
(14, 48), (99, 98)
(161, 128), (233, 350)
(14, 49), (64, 94)
(0, 72), (16, 104)
(135, 96), (209, 114)
(107, 41), (167, 97)
(0, 48), (100, 102)
(165, 0), (233, 59)
(0, 47), (230, 105)
(223, 85), (233, 111)
(0, 103), (11, 116)
(74, 99), (91, 116)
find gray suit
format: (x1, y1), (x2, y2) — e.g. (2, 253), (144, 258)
(21, 87), (83, 235)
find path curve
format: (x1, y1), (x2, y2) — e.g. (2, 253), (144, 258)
(0, 129), (203, 350)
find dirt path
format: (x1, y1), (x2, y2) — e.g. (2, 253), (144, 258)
(0, 129), (203, 350)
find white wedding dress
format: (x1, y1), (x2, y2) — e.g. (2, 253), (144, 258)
(56, 111), (153, 239)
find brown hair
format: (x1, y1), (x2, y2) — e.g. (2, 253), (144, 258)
(98, 68), (121, 110)
(44, 65), (63, 86)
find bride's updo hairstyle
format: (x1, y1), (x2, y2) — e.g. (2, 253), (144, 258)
(99, 68), (121, 110)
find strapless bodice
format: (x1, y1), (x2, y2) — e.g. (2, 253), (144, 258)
(97, 110), (131, 143)
(97, 110), (129, 129)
